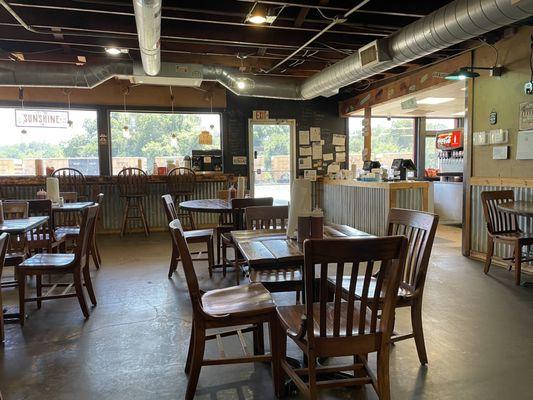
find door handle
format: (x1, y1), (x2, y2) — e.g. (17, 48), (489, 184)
(254, 150), (258, 159)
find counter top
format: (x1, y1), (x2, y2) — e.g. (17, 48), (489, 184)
(0, 172), (234, 186)
(323, 178), (430, 189)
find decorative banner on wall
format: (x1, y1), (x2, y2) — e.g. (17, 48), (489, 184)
(15, 109), (69, 128)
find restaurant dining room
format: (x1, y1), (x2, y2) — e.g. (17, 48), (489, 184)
(1, 0), (533, 399)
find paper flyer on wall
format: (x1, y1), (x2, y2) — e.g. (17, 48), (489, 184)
(310, 127), (321, 142)
(332, 134), (346, 146)
(312, 142), (322, 159)
(336, 152), (346, 162)
(299, 130), (310, 145)
(299, 146), (312, 156)
(323, 153), (333, 161)
(298, 156), (312, 169)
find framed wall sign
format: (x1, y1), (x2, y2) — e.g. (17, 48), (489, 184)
(519, 101), (533, 131)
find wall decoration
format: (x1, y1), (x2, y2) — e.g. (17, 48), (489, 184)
(310, 127), (321, 141)
(303, 170), (317, 181)
(298, 156), (312, 169)
(489, 110), (497, 125)
(299, 146), (312, 156)
(298, 130), (310, 145)
(312, 142), (322, 159)
(519, 101), (533, 131)
(516, 130), (533, 159)
(232, 156), (247, 165)
(332, 134), (346, 146)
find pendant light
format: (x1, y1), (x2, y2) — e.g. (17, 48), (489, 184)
(198, 92), (213, 145)
(19, 87), (27, 135)
(169, 86), (178, 147)
(65, 89), (73, 128)
(122, 87), (131, 139)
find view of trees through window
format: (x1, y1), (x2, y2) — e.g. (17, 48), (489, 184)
(0, 108), (99, 175)
(110, 111), (221, 174)
(349, 117), (415, 170)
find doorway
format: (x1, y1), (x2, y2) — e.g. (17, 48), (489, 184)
(248, 119), (295, 201)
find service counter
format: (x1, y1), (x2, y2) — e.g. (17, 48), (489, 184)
(0, 172), (234, 233)
(321, 179), (431, 236)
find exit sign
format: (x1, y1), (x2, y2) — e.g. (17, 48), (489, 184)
(253, 110), (269, 120)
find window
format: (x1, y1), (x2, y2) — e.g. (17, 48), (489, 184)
(426, 118), (456, 131)
(110, 111), (221, 174)
(425, 136), (438, 169)
(372, 118), (415, 169)
(0, 108), (99, 176)
(348, 117), (364, 167)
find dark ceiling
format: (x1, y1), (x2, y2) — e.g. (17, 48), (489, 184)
(0, 0), (479, 92)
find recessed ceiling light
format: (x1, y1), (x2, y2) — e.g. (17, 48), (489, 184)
(417, 97), (455, 105)
(105, 47), (128, 55)
(236, 80), (247, 89)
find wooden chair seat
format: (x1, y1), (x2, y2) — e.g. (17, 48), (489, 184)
(184, 228), (213, 242)
(201, 283), (275, 317)
(19, 253), (75, 269)
(55, 226), (80, 237)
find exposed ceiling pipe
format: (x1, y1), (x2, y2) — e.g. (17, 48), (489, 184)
(0, 0), (532, 100)
(132, 0), (161, 76)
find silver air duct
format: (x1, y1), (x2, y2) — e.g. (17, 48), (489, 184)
(301, 0), (533, 99)
(132, 0), (162, 76)
(0, 62), (133, 88)
(0, 0), (531, 99)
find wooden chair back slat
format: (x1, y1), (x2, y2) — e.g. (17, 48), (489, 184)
(167, 167), (196, 196)
(230, 197), (273, 230)
(74, 205), (99, 267)
(52, 168), (87, 200)
(27, 200), (55, 248)
(245, 205), (288, 230)
(386, 209), (439, 293)
(304, 236), (408, 341)
(0, 232), (9, 280)
(481, 190), (518, 234)
(117, 168), (148, 197)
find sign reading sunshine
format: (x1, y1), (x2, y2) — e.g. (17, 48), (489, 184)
(15, 109), (69, 128)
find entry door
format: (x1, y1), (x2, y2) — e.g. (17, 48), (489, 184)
(248, 119), (295, 201)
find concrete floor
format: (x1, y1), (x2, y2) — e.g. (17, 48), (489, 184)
(0, 225), (532, 400)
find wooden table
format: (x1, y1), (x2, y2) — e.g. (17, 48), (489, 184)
(179, 198), (289, 214)
(52, 202), (93, 213)
(497, 201), (533, 217)
(0, 216), (49, 234)
(232, 224), (372, 269)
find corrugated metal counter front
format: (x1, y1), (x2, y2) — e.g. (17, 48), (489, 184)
(322, 179), (430, 236)
(0, 173), (234, 233)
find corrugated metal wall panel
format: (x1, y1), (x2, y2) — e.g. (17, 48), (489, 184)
(2, 180), (227, 232)
(471, 185), (533, 259)
(396, 188), (423, 211)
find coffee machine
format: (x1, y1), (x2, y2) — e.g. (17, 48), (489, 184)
(191, 150), (223, 172)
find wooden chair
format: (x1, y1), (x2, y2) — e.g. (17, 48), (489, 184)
(27, 200), (65, 254)
(245, 205), (302, 298)
(161, 194), (214, 278)
(330, 208), (439, 365)
(214, 189), (248, 265)
(16, 205), (99, 325)
(117, 167), (150, 237)
(2, 201), (29, 268)
(221, 197), (274, 284)
(167, 167), (197, 230)
(481, 190), (533, 285)
(274, 236), (408, 400)
(0, 232), (9, 342)
(168, 218), (280, 400)
(52, 168), (87, 201)
(55, 193), (104, 270)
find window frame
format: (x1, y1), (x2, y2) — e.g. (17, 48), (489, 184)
(0, 104), (100, 176)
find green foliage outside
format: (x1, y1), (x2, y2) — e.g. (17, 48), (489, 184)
(252, 124), (290, 170)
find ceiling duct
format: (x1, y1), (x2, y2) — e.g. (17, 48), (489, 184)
(132, 0), (162, 76)
(0, 0), (532, 99)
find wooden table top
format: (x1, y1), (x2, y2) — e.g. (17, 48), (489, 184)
(0, 216), (49, 234)
(497, 201), (533, 217)
(52, 202), (94, 212)
(232, 224), (372, 268)
(179, 198), (289, 213)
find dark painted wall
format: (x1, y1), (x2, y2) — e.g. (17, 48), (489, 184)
(223, 93), (347, 177)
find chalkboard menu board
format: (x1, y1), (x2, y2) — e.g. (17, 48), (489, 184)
(223, 94), (347, 176)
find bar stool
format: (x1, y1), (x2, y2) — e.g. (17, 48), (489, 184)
(52, 168), (87, 201)
(167, 167), (196, 230)
(117, 167), (150, 237)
